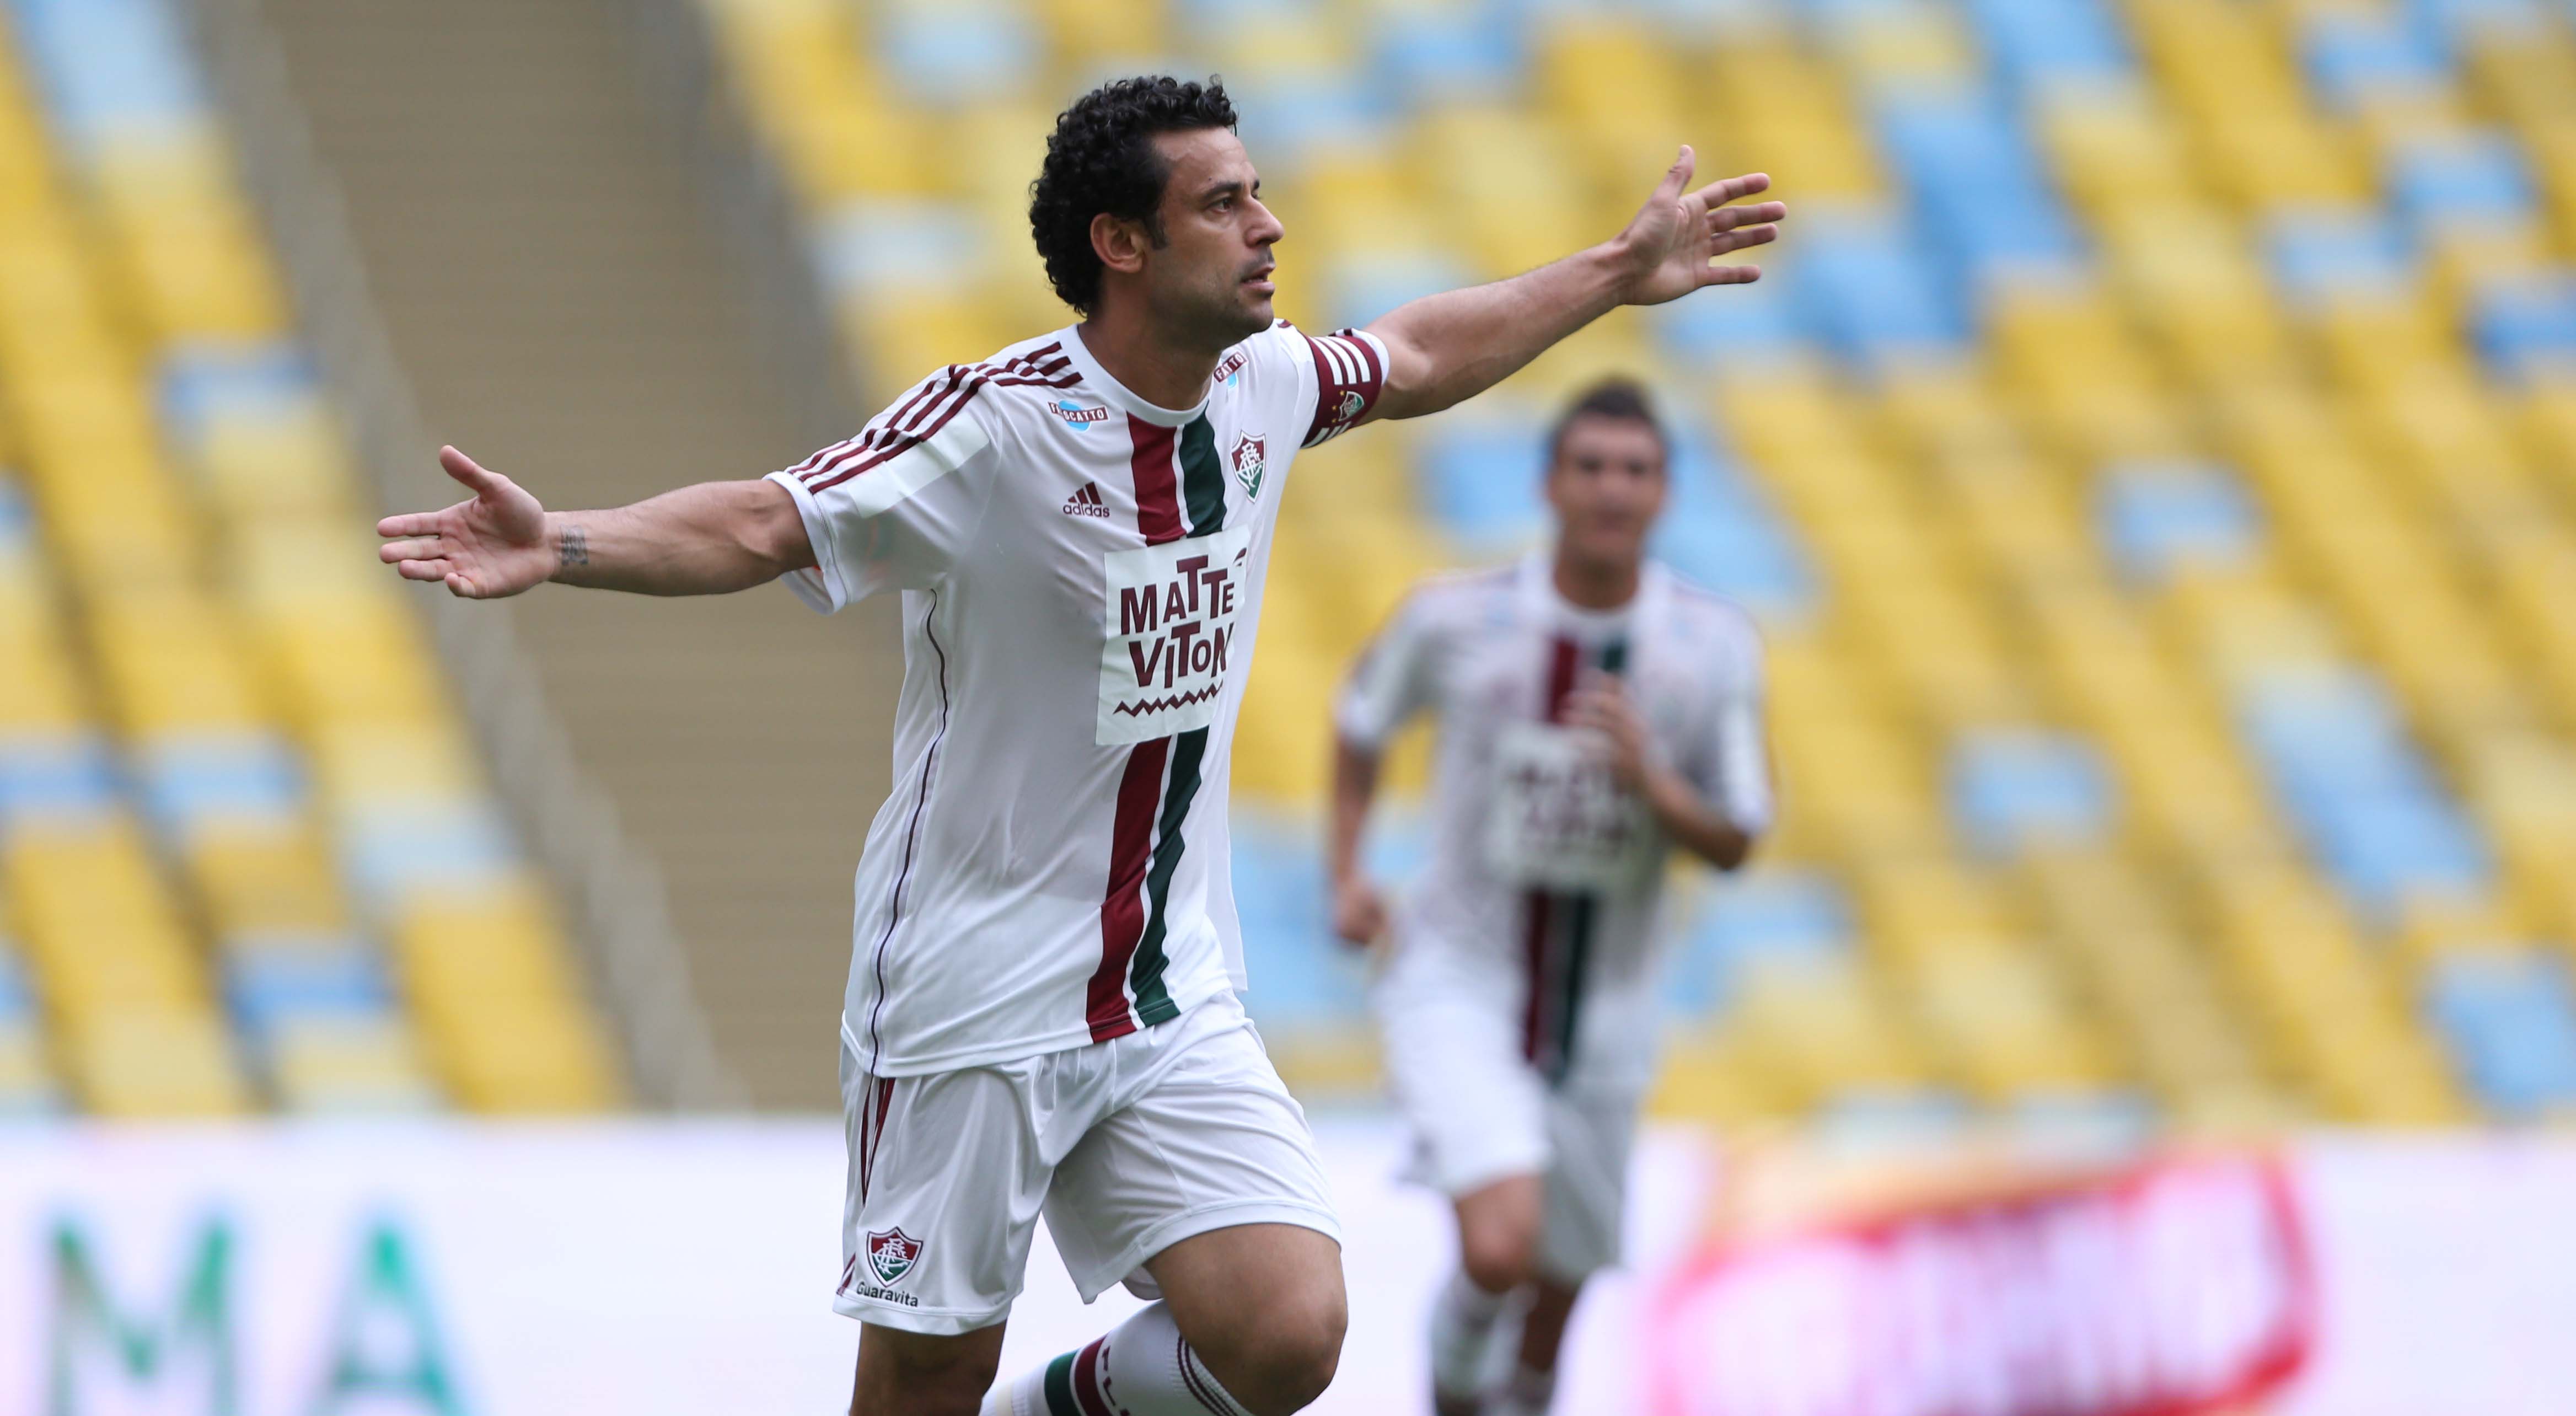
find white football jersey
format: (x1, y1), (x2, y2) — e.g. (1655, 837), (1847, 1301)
(1337, 555), (1771, 1086)
(770, 321), (1388, 1076)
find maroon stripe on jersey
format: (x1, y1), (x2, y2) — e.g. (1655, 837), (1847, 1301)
(1340, 325), (1385, 393)
(855, 1076), (876, 1200)
(1071, 1337), (1115, 1415)
(1519, 636), (1584, 1065)
(804, 372), (1078, 494)
(861, 1076), (895, 1200)
(860, 591), (951, 1070)
(1301, 337), (1343, 446)
(1128, 417), (1184, 545)
(1089, 737), (1169, 1041)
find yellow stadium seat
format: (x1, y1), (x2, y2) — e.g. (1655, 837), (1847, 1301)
(87, 591), (270, 736)
(67, 1008), (253, 1118)
(189, 823), (353, 941)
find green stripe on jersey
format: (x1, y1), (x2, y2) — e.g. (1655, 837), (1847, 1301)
(1179, 415), (1226, 535)
(1129, 725), (1206, 1025)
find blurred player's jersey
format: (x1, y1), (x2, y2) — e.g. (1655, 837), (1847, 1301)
(1337, 557), (1770, 1087)
(769, 321), (1387, 1076)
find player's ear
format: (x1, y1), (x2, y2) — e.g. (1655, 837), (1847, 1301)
(1091, 213), (1150, 278)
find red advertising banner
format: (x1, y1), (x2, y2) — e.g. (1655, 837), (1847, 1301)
(1648, 1154), (2316, 1416)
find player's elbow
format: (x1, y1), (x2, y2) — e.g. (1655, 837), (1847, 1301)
(740, 479), (816, 578)
(1705, 829), (1758, 873)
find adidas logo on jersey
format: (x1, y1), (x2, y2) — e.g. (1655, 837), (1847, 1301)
(1062, 481), (1110, 518)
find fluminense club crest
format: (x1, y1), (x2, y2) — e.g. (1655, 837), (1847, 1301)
(1230, 433), (1266, 500)
(866, 1227), (924, 1286)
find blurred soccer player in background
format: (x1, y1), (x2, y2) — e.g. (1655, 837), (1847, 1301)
(375, 75), (1783, 1416)
(1330, 380), (1772, 1416)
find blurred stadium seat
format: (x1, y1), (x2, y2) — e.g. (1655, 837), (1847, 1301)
(0, 0), (617, 1115)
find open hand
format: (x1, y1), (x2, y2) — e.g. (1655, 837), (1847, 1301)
(377, 446), (556, 599)
(1611, 147), (1785, 305)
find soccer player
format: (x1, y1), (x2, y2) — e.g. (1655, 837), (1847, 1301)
(1328, 379), (1772, 1416)
(375, 77), (1781, 1416)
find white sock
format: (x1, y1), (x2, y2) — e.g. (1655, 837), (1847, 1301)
(1427, 1268), (1510, 1403)
(1486, 1361), (1558, 1416)
(988, 1302), (1254, 1416)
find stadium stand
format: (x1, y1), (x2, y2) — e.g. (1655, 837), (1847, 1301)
(696, 0), (2576, 1130)
(0, 0), (618, 1114)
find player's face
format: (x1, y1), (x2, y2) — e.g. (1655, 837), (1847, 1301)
(1546, 416), (1667, 571)
(1142, 128), (1284, 348)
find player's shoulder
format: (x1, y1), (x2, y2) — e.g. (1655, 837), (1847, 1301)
(887, 331), (1087, 423)
(1655, 564), (1766, 663)
(1398, 561), (1521, 629)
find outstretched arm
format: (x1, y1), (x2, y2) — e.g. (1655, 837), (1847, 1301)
(1361, 148), (1783, 423)
(377, 446), (814, 598)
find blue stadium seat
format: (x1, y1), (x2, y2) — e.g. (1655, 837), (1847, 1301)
(1326, 249), (1474, 335)
(2423, 952), (2576, 1118)
(1419, 406), (1549, 550)
(2266, 209), (2414, 308)
(1949, 730), (2114, 855)
(136, 732), (303, 840)
(1368, 9), (1525, 107)
(159, 342), (320, 441)
(2385, 130), (2536, 237)
(1651, 272), (1812, 372)
(1226, 817), (1372, 1028)
(2301, 11), (2448, 109)
(1654, 428), (1816, 615)
(2470, 273), (2576, 378)
(2097, 461), (2262, 585)
(1872, 93), (2085, 284)
(2239, 669), (2496, 918)
(1231, 70), (1391, 175)
(1961, 0), (2132, 93)
(7, 0), (206, 148)
(876, 3), (1040, 105)
(808, 201), (991, 302)
(223, 943), (395, 1042)
(339, 801), (521, 904)
(1791, 208), (1970, 361)
(0, 733), (119, 828)
(0, 949), (31, 1028)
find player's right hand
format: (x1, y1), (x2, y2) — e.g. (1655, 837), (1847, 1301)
(376, 446), (556, 599)
(1331, 875), (1390, 951)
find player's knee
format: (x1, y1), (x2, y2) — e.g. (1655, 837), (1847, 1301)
(1226, 1281), (1346, 1412)
(1458, 1219), (1538, 1295)
(851, 1329), (1000, 1416)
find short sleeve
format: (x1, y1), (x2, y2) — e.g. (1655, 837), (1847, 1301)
(1335, 591), (1437, 749)
(765, 366), (999, 613)
(1292, 326), (1391, 448)
(1688, 614), (1774, 835)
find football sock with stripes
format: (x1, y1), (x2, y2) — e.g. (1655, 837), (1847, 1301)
(986, 1302), (1256, 1416)
(1428, 1267), (1511, 1403)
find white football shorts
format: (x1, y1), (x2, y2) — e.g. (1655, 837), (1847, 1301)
(834, 990), (1339, 1335)
(1377, 978), (1643, 1282)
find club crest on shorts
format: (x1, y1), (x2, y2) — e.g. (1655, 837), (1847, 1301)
(866, 1227), (924, 1286)
(1231, 433), (1266, 501)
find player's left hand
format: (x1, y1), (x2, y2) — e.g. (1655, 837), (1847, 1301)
(1611, 147), (1786, 305)
(1563, 674), (1658, 793)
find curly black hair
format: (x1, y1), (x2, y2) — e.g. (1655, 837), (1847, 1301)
(1029, 76), (1239, 316)
(1548, 378), (1669, 464)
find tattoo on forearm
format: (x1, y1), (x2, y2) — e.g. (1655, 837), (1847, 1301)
(557, 525), (589, 568)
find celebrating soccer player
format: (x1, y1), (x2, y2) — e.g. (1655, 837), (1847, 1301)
(375, 76), (1782, 1416)
(1329, 380), (1773, 1416)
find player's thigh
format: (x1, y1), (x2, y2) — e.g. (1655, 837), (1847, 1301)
(1377, 982), (1550, 1196)
(1533, 1082), (1643, 1284)
(836, 1045), (1054, 1337)
(849, 1320), (1007, 1416)
(1042, 997), (1340, 1304)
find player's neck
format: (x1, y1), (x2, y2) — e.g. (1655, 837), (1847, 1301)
(1551, 552), (1640, 612)
(1076, 308), (1221, 413)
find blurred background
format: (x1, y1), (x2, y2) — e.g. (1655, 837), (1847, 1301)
(4, 0), (2576, 1411)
